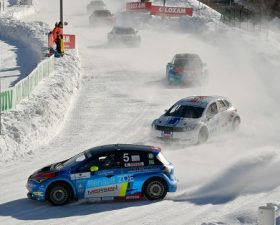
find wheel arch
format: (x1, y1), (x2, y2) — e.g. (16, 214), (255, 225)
(196, 122), (209, 135)
(45, 180), (75, 201)
(141, 176), (168, 194)
(195, 124), (209, 144)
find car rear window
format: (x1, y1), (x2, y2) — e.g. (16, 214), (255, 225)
(114, 27), (135, 34)
(174, 56), (202, 70)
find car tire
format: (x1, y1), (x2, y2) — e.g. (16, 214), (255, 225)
(231, 117), (240, 131)
(196, 126), (209, 144)
(47, 182), (71, 206)
(143, 178), (167, 201)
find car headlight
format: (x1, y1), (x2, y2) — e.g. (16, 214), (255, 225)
(151, 120), (158, 129)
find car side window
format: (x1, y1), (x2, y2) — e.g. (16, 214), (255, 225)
(223, 99), (230, 108)
(77, 151), (117, 172)
(206, 102), (218, 118)
(217, 100), (227, 112)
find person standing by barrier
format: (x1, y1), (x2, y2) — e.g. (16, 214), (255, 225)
(53, 21), (63, 41)
(57, 21), (64, 35)
(57, 34), (64, 57)
(47, 31), (55, 57)
(49, 22), (64, 57)
(52, 22), (59, 43)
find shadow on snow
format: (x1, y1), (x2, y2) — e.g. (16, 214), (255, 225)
(0, 198), (152, 220)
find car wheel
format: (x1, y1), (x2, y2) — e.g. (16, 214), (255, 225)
(231, 117), (240, 131)
(143, 178), (167, 201)
(47, 183), (70, 206)
(197, 126), (209, 144)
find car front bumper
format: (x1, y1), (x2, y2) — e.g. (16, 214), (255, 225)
(26, 180), (46, 201)
(151, 128), (197, 143)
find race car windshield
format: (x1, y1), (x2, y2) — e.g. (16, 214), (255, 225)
(165, 104), (204, 118)
(114, 27), (135, 34)
(94, 10), (111, 17)
(59, 152), (86, 168)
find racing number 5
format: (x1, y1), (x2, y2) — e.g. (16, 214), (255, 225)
(123, 153), (130, 162)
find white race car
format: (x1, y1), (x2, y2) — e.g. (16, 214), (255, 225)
(107, 26), (141, 47)
(151, 96), (241, 144)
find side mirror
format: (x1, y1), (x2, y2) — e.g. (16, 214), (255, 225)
(90, 165), (99, 172)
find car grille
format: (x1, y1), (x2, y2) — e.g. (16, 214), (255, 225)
(155, 125), (185, 132)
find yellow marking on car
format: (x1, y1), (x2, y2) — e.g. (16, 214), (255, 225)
(118, 182), (128, 197)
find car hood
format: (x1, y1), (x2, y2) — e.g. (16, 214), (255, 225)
(30, 161), (66, 177)
(154, 116), (200, 127)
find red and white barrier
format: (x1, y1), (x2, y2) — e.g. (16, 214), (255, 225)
(150, 5), (193, 16)
(63, 34), (76, 49)
(126, 2), (151, 11)
(125, 1), (193, 17)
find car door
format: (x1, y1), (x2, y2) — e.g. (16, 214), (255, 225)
(72, 151), (123, 201)
(216, 99), (231, 130)
(205, 102), (220, 134)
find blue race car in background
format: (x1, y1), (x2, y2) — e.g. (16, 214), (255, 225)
(166, 53), (207, 86)
(26, 144), (177, 205)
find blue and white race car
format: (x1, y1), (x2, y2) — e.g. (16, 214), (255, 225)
(26, 144), (177, 205)
(166, 53), (207, 85)
(151, 96), (241, 144)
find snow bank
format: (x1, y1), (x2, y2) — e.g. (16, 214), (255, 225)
(1, 0), (38, 19)
(0, 51), (81, 164)
(0, 18), (47, 66)
(0, 1), (82, 164)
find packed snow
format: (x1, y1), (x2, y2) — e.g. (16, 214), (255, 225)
(0, 0), (280, 224)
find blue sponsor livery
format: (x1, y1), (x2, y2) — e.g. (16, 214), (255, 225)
(26, 144), (177, 205)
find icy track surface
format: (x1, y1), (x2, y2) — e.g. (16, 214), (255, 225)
(1, 0), (280, 224)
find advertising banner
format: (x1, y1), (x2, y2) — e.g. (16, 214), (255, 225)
(63, 34), (76, 49)
(126, 2), (152, 11)
(150, 5), (193, 16)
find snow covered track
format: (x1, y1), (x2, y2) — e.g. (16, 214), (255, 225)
(1, 0), (280, 224)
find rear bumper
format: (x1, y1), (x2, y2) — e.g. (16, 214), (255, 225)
(167, 72), (196, 85)
(167, 178), (177, 192)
